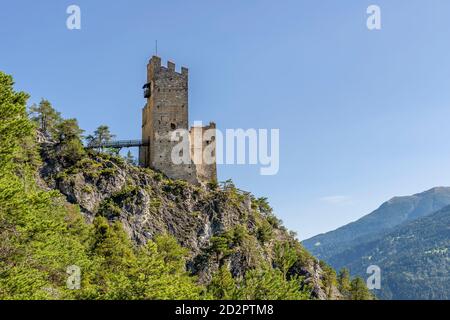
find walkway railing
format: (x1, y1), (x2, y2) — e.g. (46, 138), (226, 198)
(86, 140), (149, 149)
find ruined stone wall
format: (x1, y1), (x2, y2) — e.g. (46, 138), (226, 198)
(190, 122), (217, 184)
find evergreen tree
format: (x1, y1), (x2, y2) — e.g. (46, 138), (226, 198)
(86, 125), (117, 153)
(93, 125), (115, 144)
(337, 268), (352, 299)
(29, 99), (62, 137)
(0, 73), (33, 169)
(350, 277), (374, 300)
(125, 150), (136, 165)
(238, 267), (310, 300)
(55, 119), (84, 143)
(209, 233), (233, 263)
(273, 242), (298, 279)
(0, 72), (92, 299)
(320, 262), (337, 299)
(55, 119), (85, 165)
(256, 220), (273, 244)
(154, 235), (189, 273)
(208, 265), (237, 300)
(132, 240), (205, 300)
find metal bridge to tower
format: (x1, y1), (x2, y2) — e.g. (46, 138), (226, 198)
(86, 139), (149, 150)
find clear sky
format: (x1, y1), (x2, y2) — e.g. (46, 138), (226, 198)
(2, 0), (450, 240)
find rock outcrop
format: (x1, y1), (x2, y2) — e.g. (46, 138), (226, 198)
(39, 145), (342, 300)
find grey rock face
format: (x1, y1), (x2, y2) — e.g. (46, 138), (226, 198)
(40, 147), (341, 300)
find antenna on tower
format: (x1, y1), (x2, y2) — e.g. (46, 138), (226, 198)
(155, 40), (158, 56)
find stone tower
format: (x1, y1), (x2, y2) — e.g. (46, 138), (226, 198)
(139, 56), (217, 185)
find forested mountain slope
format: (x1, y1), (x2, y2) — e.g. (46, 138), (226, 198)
(329, 205), (450, 299)
(303, 187), (450, 261)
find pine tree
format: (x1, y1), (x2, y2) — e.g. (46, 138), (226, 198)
(86, 125), (116, 153)
(0, 72), (92, 299)
(350, 277), (374, 300)
(93, 125), (115, 144)
(208, 265), (237, 299)
(338, 268), (352, 299)
(273, 241), (298, 279)
(55, 119), (84, 142)
(29, 99), (62, 137)
(238, 267), (310, 300)
(125, 150), (135, 165)
(55, 119), (85, 165)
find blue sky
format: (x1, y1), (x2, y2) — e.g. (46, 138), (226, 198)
(2, 0), (450, 239)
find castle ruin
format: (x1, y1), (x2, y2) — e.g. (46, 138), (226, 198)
(138, 56), (217, 185)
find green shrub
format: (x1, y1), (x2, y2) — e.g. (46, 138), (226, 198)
(232, 225), (247, 245)
(81, 184), (94, 193)
(207, 180), (219, 191)
(209, 233), (234, 261)
(100, 167), (117, 177)
(98, 198), (122, 218)
(150, 198), (162, 211)
(256, 220), (273, 244)
(163, 179), (189, 196)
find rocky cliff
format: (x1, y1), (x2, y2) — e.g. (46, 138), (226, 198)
(38, 143), (341, 300)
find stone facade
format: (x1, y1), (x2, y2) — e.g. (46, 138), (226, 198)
(139, 56), (217, 185)
(190, 122), (217, 184)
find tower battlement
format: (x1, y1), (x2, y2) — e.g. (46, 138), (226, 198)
(139, 56), (217, 185)
(147, 56), (189, 79)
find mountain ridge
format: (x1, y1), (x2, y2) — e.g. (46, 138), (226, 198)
(303, 187), (450, 299)
(303, 187), (450, 261)
(329, 204), (450, 299)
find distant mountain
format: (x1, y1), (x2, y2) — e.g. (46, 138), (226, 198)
(302, 187), (450, 300)
(303, 187), (450, 261)
(329, 205), (450, 299)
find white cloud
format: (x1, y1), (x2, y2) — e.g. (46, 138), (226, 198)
(319, 195), (354, 206)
